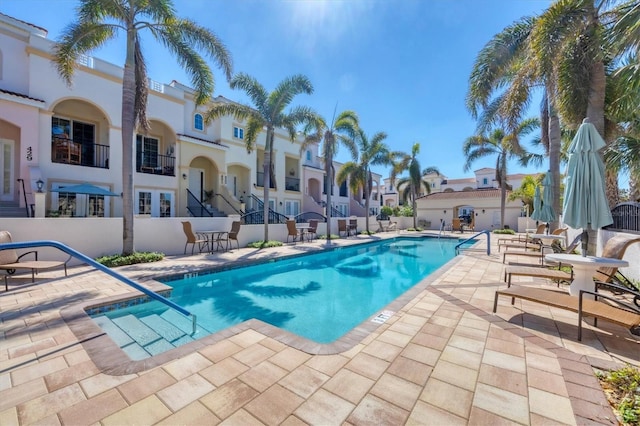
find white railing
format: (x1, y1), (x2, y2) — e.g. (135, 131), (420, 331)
(77, 54), (94, 69)
(149, 79), (164, 93)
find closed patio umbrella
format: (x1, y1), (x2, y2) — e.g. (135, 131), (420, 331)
(530, 185), (542, 223)
(562, 118), (613, 255)
(538, 172), (556, 226)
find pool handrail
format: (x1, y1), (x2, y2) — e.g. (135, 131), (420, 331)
(455, 230), (491, 255)
(0, 239), (197, 334)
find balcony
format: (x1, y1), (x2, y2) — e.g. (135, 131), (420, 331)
(51, 137), (109, 169)
(285, 176), (300, 192)
(136, 152), (175, 176)
(256, 172), (276, 189)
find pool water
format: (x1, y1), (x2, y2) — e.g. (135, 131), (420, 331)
(91, 237), (472, 359)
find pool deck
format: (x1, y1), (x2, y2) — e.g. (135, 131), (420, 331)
(1, 231), (638, 425)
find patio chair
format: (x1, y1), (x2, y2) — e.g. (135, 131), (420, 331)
(226, 221), (241, 251)
(1, 230), (70, 291)
(307, 219), (318, 242)
(181, 221), (209, 255)
(338, 219), (349, 238)
(286, 220), (303, 244)
(349, 218), (358, 236)
(503, 233), (640, 292)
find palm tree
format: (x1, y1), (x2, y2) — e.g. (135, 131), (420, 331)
(301, 110), (359, 239)
(53, 0), (232, 255)
(391, 143), (439, 229)
(204, 73), (313, 241)
(462, 118), (539, 228)
(336, 128), (392, 235)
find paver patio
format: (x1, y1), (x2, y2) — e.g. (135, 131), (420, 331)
(1, 232), (638, 425)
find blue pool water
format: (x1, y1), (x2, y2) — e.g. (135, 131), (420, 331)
(91, 237), (472, 359)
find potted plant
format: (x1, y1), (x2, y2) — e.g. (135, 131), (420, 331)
(203, 190), (214, 208)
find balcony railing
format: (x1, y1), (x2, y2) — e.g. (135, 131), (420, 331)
(256, 172), (276, 189)
(136, 152), (175, 176)
(51, 137), (109, 169)
(285, 176), (300, 192)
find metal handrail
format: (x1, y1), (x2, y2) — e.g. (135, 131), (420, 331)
(16, 178), (30, 218)
(0, 240), (197, 334)
(455, 230), (491, 255)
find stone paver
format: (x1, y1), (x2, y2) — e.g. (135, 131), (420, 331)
(1, 232), (637, 425)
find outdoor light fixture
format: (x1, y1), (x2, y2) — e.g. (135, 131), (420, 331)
(36, 179), (44, 193)
(443, 210), (447, 214)
(182, 173), (187, 180)
(482, 209), (485, 214)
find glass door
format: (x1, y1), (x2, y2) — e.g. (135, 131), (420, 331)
(0, 139), (14, 201)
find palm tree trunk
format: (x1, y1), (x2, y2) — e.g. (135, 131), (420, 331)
(586, 59), (607, 255)
(263, 129), (273, 241)
(548, 96), (561, 231)
(412, 187), (417, 229)
(121, 33), (136, 255)
(325, 156), (332, 239)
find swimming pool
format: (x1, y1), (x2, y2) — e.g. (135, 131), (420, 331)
(90, 236), (472, 360)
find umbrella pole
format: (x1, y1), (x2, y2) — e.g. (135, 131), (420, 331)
(580, 230), (588, 257)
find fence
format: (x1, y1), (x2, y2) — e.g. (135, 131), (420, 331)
(605, 202), (640, 232)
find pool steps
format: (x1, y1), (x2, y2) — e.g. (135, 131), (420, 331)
(94, 309), (209, 360)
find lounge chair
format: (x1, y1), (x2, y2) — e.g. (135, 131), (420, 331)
(493, 281), (640, 341)
(498, 224), (546, 252)
(503, 233), (640, 293)
(1, 230), (69, 291)
(501, 228), (568, 263)
(286, 220), (303, 244)
(181, 221), (209, 255)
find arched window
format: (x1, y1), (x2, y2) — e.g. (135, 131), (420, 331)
(194, 113), (204, 131)
(306, 150), (311, 161)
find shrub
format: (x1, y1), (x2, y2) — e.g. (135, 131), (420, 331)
(398, 205), (413, 217)
(597, 365), (640, 425)
(246, 240), (283, 248)
(380, 205), (394, 217)
(493, 229), (516, 235)
(95, 252), (164, 267)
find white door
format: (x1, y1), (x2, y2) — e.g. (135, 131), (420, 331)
(0, 139), (14, 201)
(492, 211), (501, 227)
(189, 168), (204, 201)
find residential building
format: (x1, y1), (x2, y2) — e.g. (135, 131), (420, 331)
(0, 13), (379, 221)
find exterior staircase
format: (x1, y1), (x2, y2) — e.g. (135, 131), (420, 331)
(0, 201), (31, 218)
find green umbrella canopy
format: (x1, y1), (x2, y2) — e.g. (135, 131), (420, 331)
(562, 119), (613, 230)
(538, 173), (556, 224)
(50, 183), (119, 197)
(530, 185), (543, 222)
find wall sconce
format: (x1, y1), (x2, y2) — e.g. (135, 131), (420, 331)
(443, 210), (447, 214)
(182, 173), (187, 180)
(36, 179), (44, 193)
(475, 212), (478, 217)
(482, 209), (485, 214)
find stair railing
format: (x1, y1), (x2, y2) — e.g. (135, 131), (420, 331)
(213, 193), (242, 215)
(186, 189), (213, 217)
(16, 178), (31, 217)
(455, 230), (491, 255)
(0, 239), (197, 334)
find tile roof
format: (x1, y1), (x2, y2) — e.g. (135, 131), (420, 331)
(421, 188), (508, 200)
(0, 12), (47, 34)
(0, 88), (45, 103)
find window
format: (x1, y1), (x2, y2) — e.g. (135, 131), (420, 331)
(306, 150), (311, 161)
(194, 113), (204, 131)
(336, 204), (348, 216)
(138, 191), (152, 215)
(233, 126), (244, 139)
(51, 183), (111, 217)
(136, 135), (159, 170)
(339, 180), (347, 197)
(284, 200), (300, 217)
(482, 178), (488, 185)
(136, 190), (174, 217)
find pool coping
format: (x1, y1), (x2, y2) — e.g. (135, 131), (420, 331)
(60, 235), (467, 375)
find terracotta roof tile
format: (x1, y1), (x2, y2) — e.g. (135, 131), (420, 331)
(0, 88), (45, 103)
(420, 188), (508, 200)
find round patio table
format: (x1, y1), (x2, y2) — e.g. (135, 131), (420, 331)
(545, 253), (628, 297)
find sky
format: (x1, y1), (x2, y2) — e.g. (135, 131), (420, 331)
(2, 0), (554, 182)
